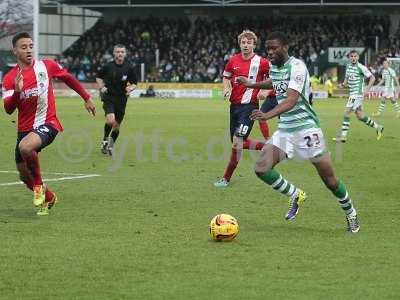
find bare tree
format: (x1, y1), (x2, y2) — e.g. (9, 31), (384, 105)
(0, 0), (33, 39)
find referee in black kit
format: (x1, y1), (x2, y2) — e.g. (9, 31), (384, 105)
(96, 44), (138, 155)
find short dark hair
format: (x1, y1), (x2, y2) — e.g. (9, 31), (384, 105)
(114, 44), (126, 50)
(267, 31), (288, 46)
(349, 50), (359, 55)
(12, 32), (32, 47)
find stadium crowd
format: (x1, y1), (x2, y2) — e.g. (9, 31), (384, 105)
(369, 31), (400, 79)
(59, 15), (391, 82)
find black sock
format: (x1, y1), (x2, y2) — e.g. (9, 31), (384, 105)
(111, 130), (120, 143)
(104, 124), (112, 140)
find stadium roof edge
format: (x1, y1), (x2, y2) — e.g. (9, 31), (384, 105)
(40, 1), (400, 8)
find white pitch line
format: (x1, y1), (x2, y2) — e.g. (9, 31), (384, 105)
(0, 170), (87, 176)
(0, 174), (101, 187)
(41, 172), (88, 176)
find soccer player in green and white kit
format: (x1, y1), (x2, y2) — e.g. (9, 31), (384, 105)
(373, 59), (400, 118)
(333, 50), (383, 142)
(237, 31), (360, 233)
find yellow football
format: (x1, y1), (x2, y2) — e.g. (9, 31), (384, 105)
(209, 214), (239, 241)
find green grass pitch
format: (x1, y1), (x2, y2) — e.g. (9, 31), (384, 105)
(0, 97), (399, 299)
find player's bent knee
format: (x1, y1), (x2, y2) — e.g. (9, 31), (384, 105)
(232, 143), (239, 150)
(106, 115), (116, 125)
(232, 137), (242, 150)
(254, 161), (270, 174)
(18, 143), (33, 157)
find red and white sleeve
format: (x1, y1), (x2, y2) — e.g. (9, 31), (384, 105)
(223, 58), (234, 79)
(45, 59), (91, 101)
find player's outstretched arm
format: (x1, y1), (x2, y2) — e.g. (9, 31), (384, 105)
(236, 76), (272, 89)
(394, 77), (400, 99)
(48, 61), (95, 116)
(222, 77), (232, 100)
(84, 98), (96, 116)
(375, 78), (384, 87)
(58, 71), (91, 101)
(365, 75), (376, 92)
(339, 78), (348, 88)
(47, 60), (91, 102)
(126, 68), (138, 96)
(395, 76), (400, 88)
(61, 72), (96, 115)
(250, 88), (299, 121)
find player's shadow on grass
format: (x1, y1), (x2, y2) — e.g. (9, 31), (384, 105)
(0, 208), (39, 223)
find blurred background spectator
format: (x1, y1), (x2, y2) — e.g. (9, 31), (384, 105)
(59, 15), (391, 83)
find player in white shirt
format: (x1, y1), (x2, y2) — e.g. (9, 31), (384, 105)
(373, 59), (400, 118)
(333, 50), (383, 142)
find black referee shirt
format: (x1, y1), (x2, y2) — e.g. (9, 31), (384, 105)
(97, 60), (138, 97)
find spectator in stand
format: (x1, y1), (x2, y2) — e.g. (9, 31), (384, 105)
(140, 85), (156, 98)
(60, 15), (391, 83)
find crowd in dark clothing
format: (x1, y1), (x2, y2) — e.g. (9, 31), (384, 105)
(59, 15), (391, 83)
(366, 24), (400, 80)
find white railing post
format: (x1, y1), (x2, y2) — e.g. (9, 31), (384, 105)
(141, 63), (145, 82)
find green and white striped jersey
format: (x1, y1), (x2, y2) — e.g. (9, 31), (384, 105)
(382, 67), (397, 91)
(345, 62), (372, 97)
(270, 57), (319, 132)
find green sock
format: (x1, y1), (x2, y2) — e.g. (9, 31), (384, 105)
(359, 116), (378, 129)
(378, 101), (386, 113)
(256, 169), (299, 198)
(341, 116), (350, 137)
(392, 101), (400, 113)
(332, 180), (355, 215)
